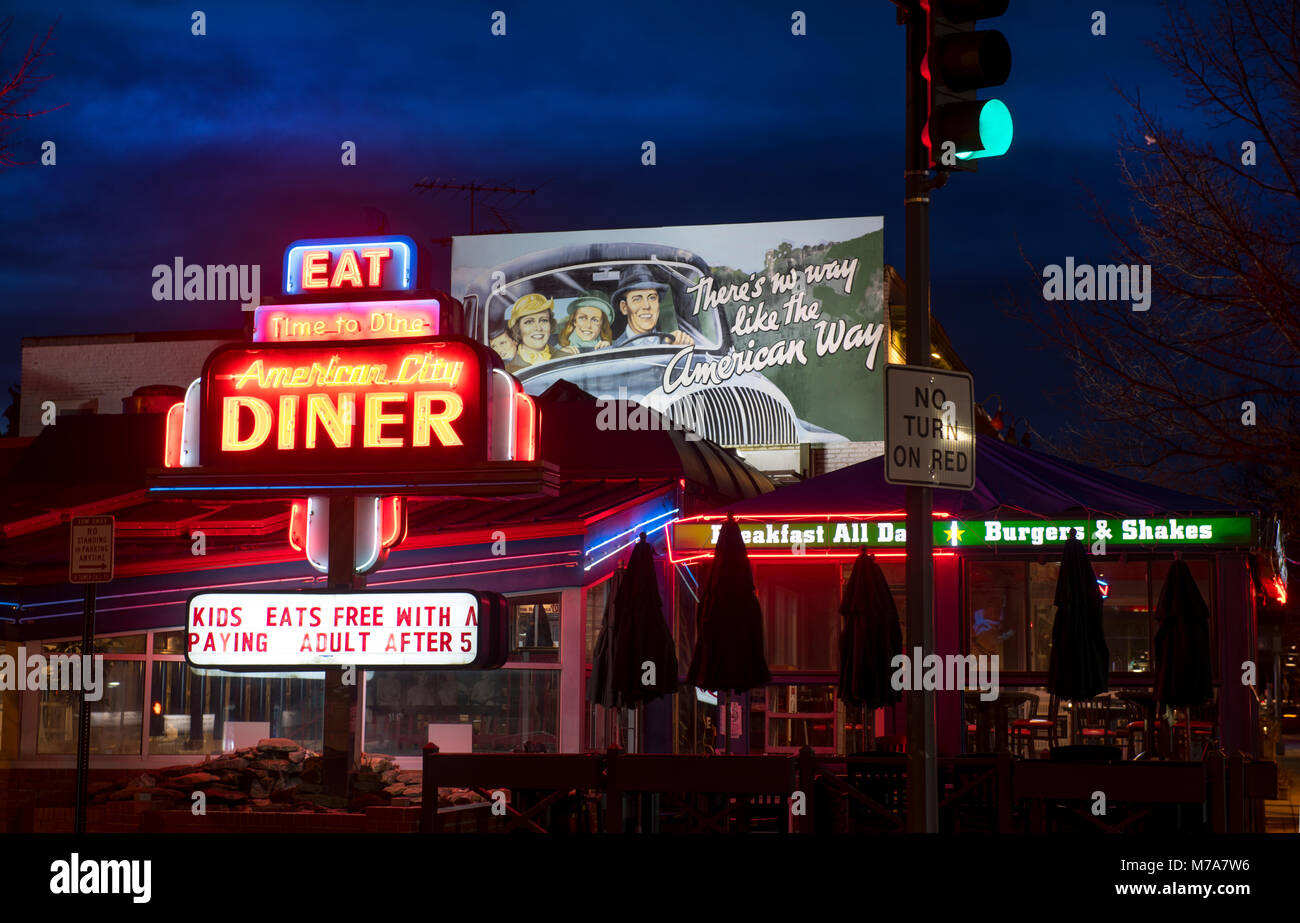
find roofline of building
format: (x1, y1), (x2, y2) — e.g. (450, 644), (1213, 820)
(21, 329), (245, 348)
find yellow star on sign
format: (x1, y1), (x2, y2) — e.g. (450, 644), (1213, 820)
(944, 521), (965, 546)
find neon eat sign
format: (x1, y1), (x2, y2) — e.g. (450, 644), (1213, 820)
(201, 338), (489, 472)
(282, 236), (416, 295)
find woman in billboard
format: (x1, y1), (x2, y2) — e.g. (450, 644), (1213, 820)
(558, 292), (614, 354)
(504, 293), (557, 372)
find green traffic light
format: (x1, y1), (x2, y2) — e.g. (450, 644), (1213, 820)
(956, 99), (1013, 160)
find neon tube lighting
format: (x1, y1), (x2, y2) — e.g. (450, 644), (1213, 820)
(369, 561), (575, 586)
(585, 522), (674, 571)
(377, 550), (580, 576)
(151, 481), (538, 492)
(675, 511), (953, 522)
(584, 508), (679, 556)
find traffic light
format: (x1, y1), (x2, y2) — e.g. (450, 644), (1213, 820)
(923, 0), (1012, 169)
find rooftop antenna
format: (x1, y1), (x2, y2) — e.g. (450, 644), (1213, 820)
(412, 177), (540, 235)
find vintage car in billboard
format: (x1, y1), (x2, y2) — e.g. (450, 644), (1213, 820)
(461, 243), (846, 447)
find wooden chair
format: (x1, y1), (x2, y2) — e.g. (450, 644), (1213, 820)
(1072, 696), (1130, 751)
(1128, 700), (1218, 760)
(1010, 694), (1059, 758)
(1171, 702), (1218, 760)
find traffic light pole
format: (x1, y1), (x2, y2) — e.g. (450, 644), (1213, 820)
(903, 0), (939, 834)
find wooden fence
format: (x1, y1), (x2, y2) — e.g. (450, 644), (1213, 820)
(419, 744), (1276, 833)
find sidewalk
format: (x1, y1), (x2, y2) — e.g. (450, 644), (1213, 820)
(1264, 735), (1300, 833)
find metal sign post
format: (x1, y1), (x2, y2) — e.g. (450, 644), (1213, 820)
(69, 515), (114, 834)
(322, 497), (360, 802)
(903, 3), (938, 834)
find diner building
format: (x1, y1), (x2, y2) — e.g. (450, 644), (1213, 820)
(0, 380), (768, 812)
(0, 232), (1282, 830)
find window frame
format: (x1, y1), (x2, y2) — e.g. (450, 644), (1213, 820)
(15, 585), (571, 768)
(960, 553), (1220, 685)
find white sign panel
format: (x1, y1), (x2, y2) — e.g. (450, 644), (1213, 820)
(70, 515), (114, 583)
(187, 591), (482, 668)
(884, 365), (975, 490)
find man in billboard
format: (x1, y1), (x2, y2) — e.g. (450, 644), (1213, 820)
(505, 292), (557, 371)
(611, 266), (694, 348)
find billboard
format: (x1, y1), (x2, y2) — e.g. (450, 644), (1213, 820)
(451, 217), (885, 447)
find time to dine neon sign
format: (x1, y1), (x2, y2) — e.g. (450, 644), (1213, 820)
(200, 338), (495, 472)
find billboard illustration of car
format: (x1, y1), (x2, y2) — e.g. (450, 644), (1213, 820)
(451, 217), (885, 448)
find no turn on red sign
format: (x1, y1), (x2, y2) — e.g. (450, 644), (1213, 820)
(69, 516), (115, 583)
(884, 365), (975, 490)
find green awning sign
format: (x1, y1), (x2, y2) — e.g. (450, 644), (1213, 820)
(670, 515), (1255, 556)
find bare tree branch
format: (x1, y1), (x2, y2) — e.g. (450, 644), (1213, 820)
(0, 16), (66, 169)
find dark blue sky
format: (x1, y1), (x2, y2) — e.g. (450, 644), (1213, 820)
(2, 0), (1212, 444)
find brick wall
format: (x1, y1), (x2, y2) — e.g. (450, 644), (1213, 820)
(0, 768), (445, 832)
(811, 440), (884, 477)
(19, 336), (240, 437)
(0, 768), (125, 831)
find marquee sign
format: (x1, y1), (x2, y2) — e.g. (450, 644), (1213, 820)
(669, 515), (1256, 559)
(282, 236), (416, 295)
(153, 232), (551, 576)
(186, 590), (509, 669)
(254, 299), (442, 343)
(201, 338), (491, 473)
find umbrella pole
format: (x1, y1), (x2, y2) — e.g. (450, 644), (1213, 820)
(724, 692), (731, 755)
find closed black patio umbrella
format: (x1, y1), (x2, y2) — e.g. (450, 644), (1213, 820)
(1152, 558), (1213, 758)
(1047, 535), (1110, 741)
(838, 547), (903, 711)
(686, 515), (771, 751)
(609, 534), (678, 706)
(587, 534), (678, 746)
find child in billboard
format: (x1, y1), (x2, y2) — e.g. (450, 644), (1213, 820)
(558, 293), (614, 354)
(489, 328), (517, 364)
(504, 292), (557, 372)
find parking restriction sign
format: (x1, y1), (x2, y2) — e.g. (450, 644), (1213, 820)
(69, 516), (115, 583)
(884, 365), (975, 490)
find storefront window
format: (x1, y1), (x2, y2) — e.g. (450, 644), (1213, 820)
(38, 661), (145, 755)
(153, 630), (186, 655)
(586, 578), (611, 664)
(509, 593), (560, 663)
(365, 668), (558, 755)
(755, 562), (841, 672)
(43, 634), (146, 655)
(1093, 560), (1149, 673)
(674, 565), (699, 672)
(30, 629), (325, 757)
(0, 642), (13, 759)
(763, 684), (836, 753)
(1027, 563), (1059, 672)
(969, 562), (1029, 671)
(148, 663), (324, 754)
(968, 556), (1217, 677)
